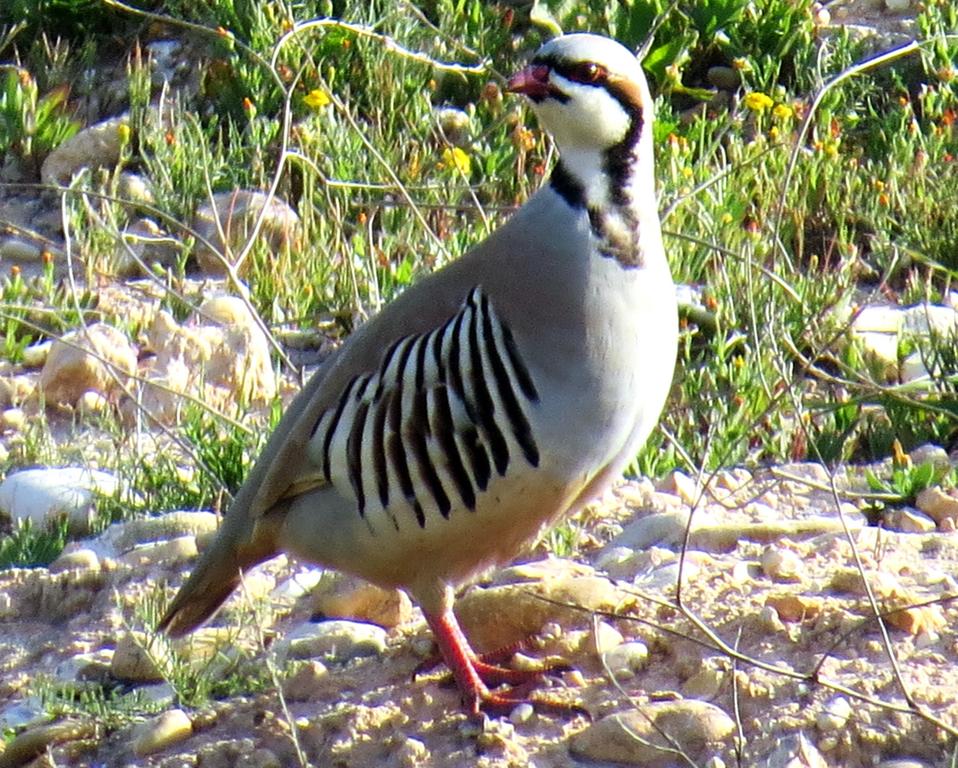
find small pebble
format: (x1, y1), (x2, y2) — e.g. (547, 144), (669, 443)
(602, 641), (650, 681)
(815, 696), (852, 732)
(509, 703), (535, 724)
(131, 708), (192, 756)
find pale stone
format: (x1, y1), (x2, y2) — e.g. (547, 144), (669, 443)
(887, 507), (936, 533)
(281, 660), (329, 701)
(41, 115), (128, 185)
(138, 297), (275, 419)
(602, 640), (649, 680)
(0, 720), (97, 766)
(310, 573), (412, 628)
(815, 696), (851, 731)
(683, 661), (727, 699)
(0, 407), (25, 430)
(509, 702), (535, 724)
(131, 708), (193, 756)
(761, 546), (803, 582)
(0, 466), (118, 530)
(900, 352), (929, 383)
(193, 190), (301, 276)
(571, 701), (735, 765)
(39, 322), (137, 406)
(456, 572), (627, 652)
(49, 547), (100, 573)
(916, 486), (958, 525)
(111, 632), (163, 683)
(116, 171), (155, 206)
(0, 237), (42, 261)
(98, 510), (218, 554)
(901, 303), (958, 335)
(118, 535), (198, 567)
(853, 304), (902, 333)
(77, 390), (110, 416)
(395, 736), (431, 768)
(277, 620), (388, 663)
(589, 620), (625, 655)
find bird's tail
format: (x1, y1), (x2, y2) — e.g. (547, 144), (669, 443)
(157, 511), (282, 638)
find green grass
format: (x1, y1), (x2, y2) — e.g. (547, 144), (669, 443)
(0, 0), (956, 728)
(0, 0), (953, 521)
(0, 0), (953, 541)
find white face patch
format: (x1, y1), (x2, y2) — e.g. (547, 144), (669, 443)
(533, 75), (633, 151)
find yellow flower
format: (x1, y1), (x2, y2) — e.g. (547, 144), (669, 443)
(304, 88), (331, 110)
(744, 92), (774, 112)
(441, 146), (471, 176)
(116, 122), (132, 145)
(772, 103), (793, 121)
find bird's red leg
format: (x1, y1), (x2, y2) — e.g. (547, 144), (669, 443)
(423, 607), (582, 718)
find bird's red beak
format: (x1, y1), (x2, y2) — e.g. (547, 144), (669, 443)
(506, 63), (551, 99)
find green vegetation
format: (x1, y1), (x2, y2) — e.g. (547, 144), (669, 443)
(0, 0), (954, 540)
(0, 0), (956, 729)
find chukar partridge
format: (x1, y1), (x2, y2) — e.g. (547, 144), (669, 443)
(159, 33), (677, 716)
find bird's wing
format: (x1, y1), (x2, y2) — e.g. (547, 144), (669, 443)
(248, 282), (541, 534)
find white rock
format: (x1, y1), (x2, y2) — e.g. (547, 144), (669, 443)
(885, 0), (910, 10)
(853, 304), (903, 333)
(0, 467), (118, 529)
(610, 510), (691, 550)
(760, 732), (827, 767)
(0, 696), (46, 730)
(271, 567), (325, 602)
(395, 736), (430, 767)
(276, 620), (388, 663)
(39, 322), (137, 406)
(21, 340), (52, 368)
(571, 701), (735, 765)
(761, 546), (803, 582)
(908, 444), (950, 470)
(602, 640), (649, 680)
(282, 660), (329, 701)
(95, 510), (218, 557)
(131, 708), (193, 756)
(815, 695), (852, 732)
(310, 572), (412, 628)
(853, 331), (898, 374)
(0, 407), (25, 430)
(887, 507), (936, 533)
(41, 115), (128, 185)
(916, 486), (958, 524)
(193, 190), (301, 276)
(509, 702), (535, 724)
(138, 297), (276, 421)
(49, 546), (101, 573)
(900, 352), (929, 383)
(902, 304), (957, 336)
(590, 620), (624, 655)
(0, 238), (42, 261)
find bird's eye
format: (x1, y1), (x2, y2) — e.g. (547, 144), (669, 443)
(568, 62), (606, 84)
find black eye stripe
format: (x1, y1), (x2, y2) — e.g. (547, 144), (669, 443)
(533, 55), (607, 86)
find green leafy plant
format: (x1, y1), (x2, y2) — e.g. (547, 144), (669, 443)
(0, 65), (79, 171)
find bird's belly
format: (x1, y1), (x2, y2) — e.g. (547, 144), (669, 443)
(281, 465), (578, 593)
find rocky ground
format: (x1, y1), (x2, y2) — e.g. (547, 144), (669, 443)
(2, 0), (957, 766)
(1, 461), (958, 767)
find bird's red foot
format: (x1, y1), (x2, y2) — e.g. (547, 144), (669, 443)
(423, 608), (587, 719)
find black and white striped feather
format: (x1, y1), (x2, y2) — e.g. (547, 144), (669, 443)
(306, 287), (540, 531)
